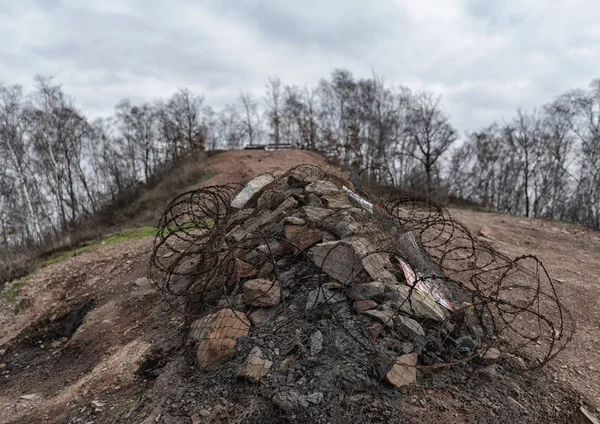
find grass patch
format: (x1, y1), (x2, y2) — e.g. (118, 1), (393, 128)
(40, 226), (157, 268)
(3, 276), (32, 313)
(124, 392), (145, 411)
(101, 227), (157, 244)
(5, 278), (26, 302)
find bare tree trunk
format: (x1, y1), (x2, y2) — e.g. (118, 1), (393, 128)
(4, 136), (41, 239)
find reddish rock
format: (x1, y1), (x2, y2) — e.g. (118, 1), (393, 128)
(190, 309), (251, 369)
(243, 279), (282, 307)
(236, 259), (258, 279)
(479, 226), (494, 239)
(355, 300), (378, 312)
(386, 353), (418, 388)
(480, 347), (502, 364)
(366, 322), (384, 342)
(285, 225), (323, 253)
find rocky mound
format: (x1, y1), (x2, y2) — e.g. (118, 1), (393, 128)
(148, 164), (573, 423)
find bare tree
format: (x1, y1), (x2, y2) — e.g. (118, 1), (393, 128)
(239, 92), (260, 146)
(168, 89), (205, 152)
(404, 92), (457, 198)
(0, 83), (42, 240)
(264, 76), (283, 146)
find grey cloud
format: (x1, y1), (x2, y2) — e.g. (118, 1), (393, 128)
(465, 0), (527, 30)
(202, 0), (407, 54)
(1, 0), (599, 130)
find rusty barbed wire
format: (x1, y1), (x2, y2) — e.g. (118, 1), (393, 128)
(149, 163), (574, 404)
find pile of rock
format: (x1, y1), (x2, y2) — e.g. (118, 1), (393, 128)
(161, 165), (489, 416)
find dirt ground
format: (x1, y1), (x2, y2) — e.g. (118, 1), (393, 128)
(0, 150), (598, 423)
(200, 150), (341, 187)
(450, 208), (600, 409)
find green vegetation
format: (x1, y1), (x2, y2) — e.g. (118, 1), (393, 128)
(3, 276), (32, 313)
(40, 226), (157, 268)
(38, 221), (214, 270)
(124, 392), (145, 411)
(5, 278), (27, 302)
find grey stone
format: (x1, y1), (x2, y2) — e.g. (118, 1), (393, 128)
(249, 308), (278, 327)
(278, 270), (297, 288)
(306, 392), (324, 404)
(401, 341), (414, 354)
(310, 241), (363, 284)
(310, 331), (324, 356)
(133, 277), (151, 289)
(393, 315), (426, 344)
(306, 288), (347, 311)
(304, 206), (334, 223)
(385, 285), (449, 321)
(307, 193), (323, 207)
(274, 196), (299, 212)
(258, 262), (275, 279)
(278, 357), (296, 373)
(305, 180), (340, 196)
(478, 364), (500, 381)
(349, 281), (385, 301)
(321, 192), (351, 209)
(229, 208), (255, 226)
(217, 293), (245, 308)
(332, 216), (361, 238)
(236, 346), (273, 383)
(456, 336), (478, 357)
(579, 406), (600, 424)
(322, 231), (337, 242)
(362, 309), (396, 327)
(257, 190), (286, 210)
(272, 390), (307, 412)
(243, 279), (281, 307)
(20, 394), (41, 401)
(226, 225), (247, 242)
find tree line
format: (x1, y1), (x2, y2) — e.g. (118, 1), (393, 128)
(449, 80), (600, 229)
(1, 70), (599, 250)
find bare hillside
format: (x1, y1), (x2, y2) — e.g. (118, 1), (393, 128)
(0, 150), (597, 423)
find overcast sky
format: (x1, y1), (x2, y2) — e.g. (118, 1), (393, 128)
(1, 0), (599, 132)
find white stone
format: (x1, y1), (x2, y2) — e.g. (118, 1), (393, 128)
(231, 174), (275, 209)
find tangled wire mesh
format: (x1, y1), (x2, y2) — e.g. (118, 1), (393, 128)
(149, 163), (574, 417)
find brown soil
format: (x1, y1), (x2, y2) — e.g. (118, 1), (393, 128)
(200, 149), (342, 187)
(0, 150), (597, 423)
(450, 207), (600, 409)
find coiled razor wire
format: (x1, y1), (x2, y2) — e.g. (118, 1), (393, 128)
(149, 164), (574, 397)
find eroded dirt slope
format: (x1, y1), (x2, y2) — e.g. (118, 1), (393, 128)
(0, 150), (339, 424)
